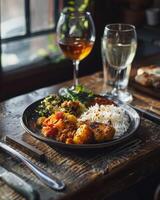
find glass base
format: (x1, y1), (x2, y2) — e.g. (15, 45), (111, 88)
(111, 90), (133, 103)
(102, 89), (133, 104)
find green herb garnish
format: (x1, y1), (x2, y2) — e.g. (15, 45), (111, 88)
(59, 85), (95, 104)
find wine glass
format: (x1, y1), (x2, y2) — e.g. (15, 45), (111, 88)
(103, 23), (137, 103)
(56, 10), (95, 86)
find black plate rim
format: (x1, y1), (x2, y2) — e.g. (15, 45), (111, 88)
(21, 95), (140, 149)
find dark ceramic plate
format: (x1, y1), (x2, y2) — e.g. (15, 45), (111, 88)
(21, 95), (140, 149)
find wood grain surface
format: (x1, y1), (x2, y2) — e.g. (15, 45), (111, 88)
(0, 73), (160, 200)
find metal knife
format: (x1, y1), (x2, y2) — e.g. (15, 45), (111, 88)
(0, 166), (39, 200)
(0, 141), (65, 191)
(130, 105), (160, 125)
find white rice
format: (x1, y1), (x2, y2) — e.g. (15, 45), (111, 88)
(79, 104), (129, 138)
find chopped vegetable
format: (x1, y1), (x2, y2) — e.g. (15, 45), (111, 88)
(36, 94), (63, 116)
(36, 86), (90, 117)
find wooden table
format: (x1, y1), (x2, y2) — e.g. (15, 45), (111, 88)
(0, 71), (160, 200)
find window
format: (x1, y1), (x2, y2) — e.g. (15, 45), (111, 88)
(0, 0), (100, 101)
(0, 0), (64, 70)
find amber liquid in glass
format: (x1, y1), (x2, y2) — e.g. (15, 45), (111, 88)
(58, 38), (94, 61)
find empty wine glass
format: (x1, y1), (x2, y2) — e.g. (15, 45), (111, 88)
(102, 23), (137, 103)
(56, 10), (95, 86)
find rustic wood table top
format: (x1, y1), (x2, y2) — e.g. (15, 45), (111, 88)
(0, 67), (160, 200)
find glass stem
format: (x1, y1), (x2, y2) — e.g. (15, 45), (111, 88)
(73, 60), (79, 86)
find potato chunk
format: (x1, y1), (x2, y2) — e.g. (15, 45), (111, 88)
(90, 122), (115, 142)
(36, 116), (46, 126)
(73, 124), (94, 144)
